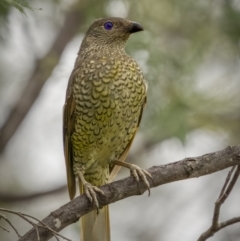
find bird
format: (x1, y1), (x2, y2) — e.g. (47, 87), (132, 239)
(63, 17), (151, 241)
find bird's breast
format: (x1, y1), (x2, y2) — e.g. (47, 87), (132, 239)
(71, 56), (146, 172)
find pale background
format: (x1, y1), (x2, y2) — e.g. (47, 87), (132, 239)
(0, 0), (240, 240)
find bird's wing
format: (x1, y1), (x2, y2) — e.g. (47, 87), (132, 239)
(108, 95), (147, 183)
(63, 76), (76, 200)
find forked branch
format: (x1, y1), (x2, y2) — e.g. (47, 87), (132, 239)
(0, 208), (71, 241)
(197, 165), (240, 241)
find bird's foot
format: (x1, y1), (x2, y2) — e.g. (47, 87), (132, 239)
(83, 182), (105, 213)
(129, 164), (152, 196)
(75, 166), (105, 213)
(112, 160), (152, 196)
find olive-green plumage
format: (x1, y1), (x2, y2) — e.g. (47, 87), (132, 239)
(63, 17), (148, 241)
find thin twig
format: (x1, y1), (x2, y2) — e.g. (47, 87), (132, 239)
(212, 166), (236, 229)
(197, 165), (240, 241)
(219, 216), (240, 229)
(0, 185), (67, 203)
(218, 165), (240, 203)
(0, 213), (21, 238)
(0, 225), (9, 233)
(0, 208), (71, 241)
(218, 166), (235, 198)
(23, 213), (70, 241)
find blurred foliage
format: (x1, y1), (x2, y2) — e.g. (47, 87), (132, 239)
(123, 0), (240, 144)
(0, 0), (240, 145)
(0, 0), (33, 17)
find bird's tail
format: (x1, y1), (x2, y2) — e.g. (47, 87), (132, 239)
(79, 182), (111, 241)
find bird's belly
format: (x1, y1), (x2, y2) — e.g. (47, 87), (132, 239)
(72, 100), (140, 167)
(71, 75), (146, 184)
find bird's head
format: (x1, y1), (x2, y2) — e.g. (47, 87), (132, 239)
(80, 17), (143, 53)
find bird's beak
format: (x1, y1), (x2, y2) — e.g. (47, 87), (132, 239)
(128, 21), (144, 33)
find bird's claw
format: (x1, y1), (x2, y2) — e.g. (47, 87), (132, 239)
(84, 182), (105, 213)
(129, 164), (152, 196)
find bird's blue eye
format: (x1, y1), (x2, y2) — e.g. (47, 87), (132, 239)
(104, 21), (113, 30)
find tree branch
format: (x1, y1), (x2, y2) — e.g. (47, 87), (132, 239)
(0, 5), (83, 153)
(197, 165), (240, 241)
(0, 140), (155, 203)
(0, 185), (67, 203)
(0, 208), (70, 241)
(17, 145), (240, 241)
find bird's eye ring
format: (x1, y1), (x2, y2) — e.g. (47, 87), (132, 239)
(104, 21), (113, 30)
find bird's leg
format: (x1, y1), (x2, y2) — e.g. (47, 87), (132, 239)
(112, 160), (152, 196)
(76, 167), (105, 213)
